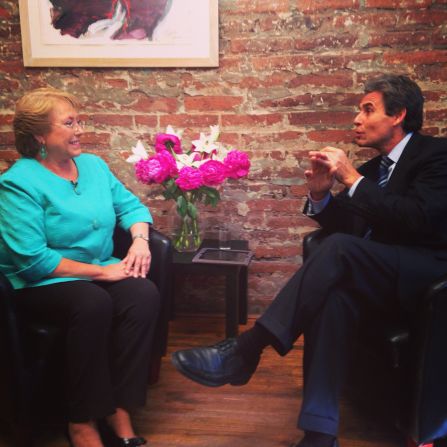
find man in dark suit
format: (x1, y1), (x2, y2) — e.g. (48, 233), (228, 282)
(171, 75), (447, 447)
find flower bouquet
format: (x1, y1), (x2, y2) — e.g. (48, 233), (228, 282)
(127, 125), (250, 251)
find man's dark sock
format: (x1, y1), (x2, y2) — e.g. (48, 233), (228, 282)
(296, 431), (336, 447)
(235, 323), (277, 365)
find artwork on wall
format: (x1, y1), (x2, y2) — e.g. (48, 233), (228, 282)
(18, 0), (218, 67)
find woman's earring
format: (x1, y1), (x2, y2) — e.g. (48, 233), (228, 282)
(40, 144), (47, 160)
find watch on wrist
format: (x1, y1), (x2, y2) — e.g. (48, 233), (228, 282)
(132, 233), (149, 242)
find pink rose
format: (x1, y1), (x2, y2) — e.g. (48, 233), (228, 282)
(156, 150), (178, 177)
(155, 133), (182, 154)
(175, 166), (203, 191)
(199, 160), (227, 186)
(135, 156), (169, 184)
(224, 150), (250, 179)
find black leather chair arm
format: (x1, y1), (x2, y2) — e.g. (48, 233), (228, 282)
(147, 229), (173, 358)
(112, 226), (173, 297)
(302, 228), (327, 262)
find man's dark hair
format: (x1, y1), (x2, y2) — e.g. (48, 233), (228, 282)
(364, 74), (424, 133)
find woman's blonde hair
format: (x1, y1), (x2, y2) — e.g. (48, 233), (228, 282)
(13, 87), (81, 158)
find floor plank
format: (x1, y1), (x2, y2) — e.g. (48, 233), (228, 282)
(0, 314), (404, 447)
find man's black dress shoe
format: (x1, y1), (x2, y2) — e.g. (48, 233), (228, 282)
(171, 338), (259, 387)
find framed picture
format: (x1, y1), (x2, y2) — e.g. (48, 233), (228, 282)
(18, 0), (219, 67)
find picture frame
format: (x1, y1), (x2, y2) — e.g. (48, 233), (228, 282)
(18, 0), (219, 67)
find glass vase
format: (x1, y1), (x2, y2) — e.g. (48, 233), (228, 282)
(173, 213), (201, 252)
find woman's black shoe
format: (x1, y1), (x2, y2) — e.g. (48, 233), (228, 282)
(116, 437), (147, 447)
(97, 419), (147, 447)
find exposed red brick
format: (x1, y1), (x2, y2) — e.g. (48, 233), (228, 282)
(416, 65), (447, 82)
(433, 30), (447, 47)
(307, 130), (356, 143)
(365, 0), (431, 7)
(218, 55), (243, 71)
(80, 132), (111, 148)
(91, 114), (133, 127)
(104, 79), (129, 89)
(235, 0), (289, 13)
(289, 111), (354, 126)
(252, 55), (312, 71)
(290, 184), (310, 197)
(159, 114), (218, 128)
(0, 7), (11, 18)
(294, 34), (357, 51)
(239, 72), (295, 89)
(0, 79), (20, 95)
(135, 116), (158, 127)
(260, 94), (313, 108)
(241, 131), (303, 146)
(399, 10), (447, 28)
(247, 199), (300, 213)
(185, 96), (243, 112)
(0, 114), (13, 125)
(313, 52), (377, 67)
(230, 37), (295, 54)
(384, 50), (447, 65)
(296, 0), (360, 11)
(310, 93), (363, 108)
(124, 97), (178, 113)
(0, 149), (18, 159)
(0, 59), (22, 73)
(368, 31), (430, 48)
(426, 109), (447, 121)
(332, 12), (397, 28)
(288, 72), (354, 88)
(221, 114), (283, 127)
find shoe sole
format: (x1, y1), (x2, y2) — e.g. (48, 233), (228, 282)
(171, 352), (251, 388)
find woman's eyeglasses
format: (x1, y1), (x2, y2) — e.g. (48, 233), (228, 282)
(53, 119), (85, 130)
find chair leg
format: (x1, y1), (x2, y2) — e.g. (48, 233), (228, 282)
(148, 355), (162, 385)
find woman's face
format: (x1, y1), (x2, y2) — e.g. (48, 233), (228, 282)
(40, 100), (84, 161)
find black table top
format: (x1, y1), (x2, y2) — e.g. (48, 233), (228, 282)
(173, 239), (250, 264)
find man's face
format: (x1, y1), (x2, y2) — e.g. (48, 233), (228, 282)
(353, 91), (403, 154)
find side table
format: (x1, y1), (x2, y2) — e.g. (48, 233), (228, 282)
(172, 239), (252, 338)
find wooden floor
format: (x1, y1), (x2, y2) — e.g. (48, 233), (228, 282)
(0, 315), (405, 447)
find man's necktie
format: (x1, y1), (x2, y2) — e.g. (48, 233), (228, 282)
(377, 155), (394, 188)
(364, 156), (394, 239)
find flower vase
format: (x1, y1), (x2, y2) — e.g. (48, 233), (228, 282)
(173, 213), (201, 252)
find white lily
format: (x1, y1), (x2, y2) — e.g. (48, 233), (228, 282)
(175, 153), (205, 169)
(166, 125), (183, 139)
(209, 125), (220, 142)
(192, 128), (219, 154)
(126, 140), (149, 163)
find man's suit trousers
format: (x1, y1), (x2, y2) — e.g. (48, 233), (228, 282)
(257, 233), (408, 435)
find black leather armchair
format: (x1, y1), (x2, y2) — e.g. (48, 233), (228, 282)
(303, 229), (447, 447)
(0, 227), (172, 447)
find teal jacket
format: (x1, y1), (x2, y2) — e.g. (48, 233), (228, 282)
(0, 153), (152, 289)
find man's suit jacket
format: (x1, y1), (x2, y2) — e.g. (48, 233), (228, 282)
(306, 132), (447, 308)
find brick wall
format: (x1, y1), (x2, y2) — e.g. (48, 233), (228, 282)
(0, 0), (446, 315)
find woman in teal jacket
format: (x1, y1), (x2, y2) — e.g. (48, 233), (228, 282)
(0, 88), (158, 447)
